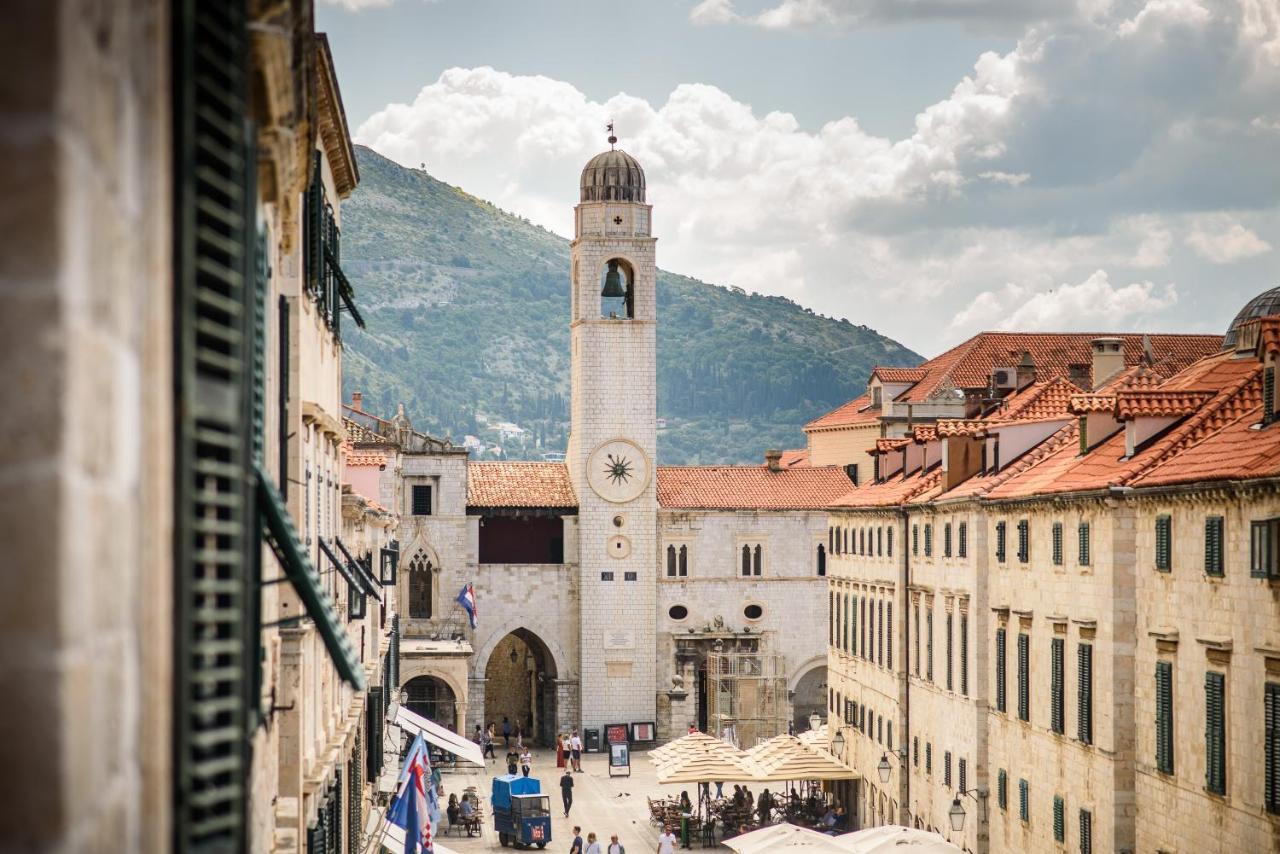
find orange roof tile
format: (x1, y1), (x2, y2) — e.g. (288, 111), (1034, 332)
(657, 465), (854, 510)
(778, 449), (810, 468)
(467, 462), (577, 509)
(1069, 394), (1115, 414)
(912, 425), (939, 442)
(870, 367), (927, 384)
(804, 393), (879, 431)
(988, 377), (1081, 422)
(1114, 389), (1214, 420)
(874, 438), (912, 453)
(830, 469), (943, 509)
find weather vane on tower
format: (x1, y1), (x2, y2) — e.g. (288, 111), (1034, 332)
(607, 120), (617, 149)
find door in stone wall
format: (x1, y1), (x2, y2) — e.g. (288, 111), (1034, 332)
(484, 629), (559, 746)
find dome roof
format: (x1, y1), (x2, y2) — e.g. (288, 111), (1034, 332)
(580, 149), (646, 203)
(1223, 285), (1280, 347)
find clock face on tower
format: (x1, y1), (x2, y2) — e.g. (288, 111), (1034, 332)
(586, 439), (651, 504)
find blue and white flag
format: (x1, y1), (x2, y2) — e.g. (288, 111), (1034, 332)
(456, 583), (478, 629)
(389, 733), (434, 854)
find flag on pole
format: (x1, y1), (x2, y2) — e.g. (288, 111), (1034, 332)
(456, 583), (478, 629)
(392, 743), (432, 854)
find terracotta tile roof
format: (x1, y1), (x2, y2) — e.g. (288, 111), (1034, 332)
(936, 420), (988, 438)
(1069, 394), (1116, 414)
(912, 425), (939, 442)
(804, 393), (879, 431)
(1114, 389), (1214, 420)
(467, 462), (578, 509)
(344, 417), (384, 445)
(830, 469), (943, 509)
(874, 438), (912, 453)
(656, 465), (854, 510)
(778, 449), (810, 468)
(870, 367), (927, 384)
(346, 449), (388, 467)
(989, 377), (1082, 422)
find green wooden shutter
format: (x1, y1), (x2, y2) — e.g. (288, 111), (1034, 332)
(959, 757), (967, 793)
(996, 521), (1007, 562)
(1017, 519), (1030, 563)
(912, 524), (919, 556)
(1051, 638), (1065, 734)
(946, 613), (953, 690)
(944, 523), (952, 557)
(1019, 779), (1029, 822)
(1052, 522), (1063, 565)
(927, 611), (934, 682)
(887, 603), (893, 670)
(959, 522), (967, 558)
(366, 689), (384, 783)
(924, 523), (933, 557)
(944, 751), (951, 787)
(1079, 809), (1092, 854)
(997, 769), (1007, 811)
(1265, 682), (1280, 815)
(305, 149), (323, 299)
(926, 742), (932, 774)
(172, 1), (257, 847)
(1078, 522), (1090, 566)
(349, 732), (363, 854)
(878, 599), (885, 666)
(1155, 515), (1172, 571)
(1264, 366), (1275, 425)
(1252, 520), (1271, 578)
(913, 736), (919, 766)
(1156, 661), (1174, 773)
(996, 628), (1007, 713)
(1018, 633), (1030, 722)
(1078, 643), (1093, 745)
(888, 527), (893, 557)
(960, 612), (969, 697)
(1205, 671), (1226, 794)
(1204, 516), (1224, 577)
(1053, 795), (1064, 842)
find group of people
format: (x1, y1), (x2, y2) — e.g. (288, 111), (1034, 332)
(569, 826), (626, 854)
(556, 731), (584, 771)
(445, 791), (480, 834)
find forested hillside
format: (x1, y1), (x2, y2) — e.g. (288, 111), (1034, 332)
(339, 146), (921, 464)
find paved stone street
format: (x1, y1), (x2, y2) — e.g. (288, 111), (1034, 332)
(431, 747), (710, 854)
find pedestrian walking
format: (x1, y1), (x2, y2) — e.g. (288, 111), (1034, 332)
(506, 747), (519, 775)
(656, 825), (676, 854)
(585, 832), (602, 854)
(502, 716), (512, 749)
(484, 723), (497, 760)
(560, 768), (574, 817)
(570, 827), (584, 854)
(520, 747), (533, 777)
(570, 730), (583, 772)
(607, 834), (625, 854)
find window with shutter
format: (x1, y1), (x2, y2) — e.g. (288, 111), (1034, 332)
(996, 521), (1007, 563)
(1017, 519), (1030, 563)
(887, 603), (893, 670)
(944, 751), (951, 787)
(366, 689), (384, 782)
(927, 611), (934, 682)
(389, 614), (400, 690)
(1052, 522), (1063, 565)
(878, 599), (885, 666)
(844, 593), (851, 654)
(1204, 516), (1225, 577)
(172, 3), (260, 844)
(1018, 633), (1030, 722)
(1053, 796), (1064, 842)
(816, 544), (825, 576)
(349, 734), (363, 854)
(944, 523), (952, 557)
(1019, 779), (1029, 823)
(888, 527), (894, 557)
(913, 736), (919, 766)
(1265, 681), (1280, 815)
(1155, 515), (1172, 571)
(411, 484), (433, 516)
(877, 527), (883, 556)
(1251, 518), (1280, 578)
(946, 612), (954, 690)
(997, 769), (1007, 810)
(960, 612), (969, 697)
(1156, 661), (1175, 773)
(1265, 366), (1275, 425)
(959, 757), (967, 794)
(1079, 809), (1092, 854)
(1051, 637), (1065, 734)
(1205, 671), (1226, 795)
(996, 628), (1007, 713)
(913, 524), (919, 556)
(1078, 643), (1093, 745)
(914, 602), (921, 676)
(1078, 522), (1091, 566)
(958, 522), (967, 558)
(926, 742), (932, 774)
(924, 524), (933, 557)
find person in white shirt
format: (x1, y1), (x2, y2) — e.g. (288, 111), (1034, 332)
(608, 835), (625, 854)
(569, 731), (583, 772)
(520, 748), (533, 777)
(657, 825), (677, 854)
(585, 832), (602, 854)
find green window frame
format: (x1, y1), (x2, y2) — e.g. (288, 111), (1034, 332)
(1018, 633), (1031, 722)
(1052, 522), (1063, 566)
(1266, 681), (1280, 815)
(1017, 519), (1030, 563)
(924, 523), (933, 557)
(1051, 637), (1065, 734)
(1053, 795), (1065, 843)
(960, 612), (969, 697)
(1205, 671), (1226, 795)
(1078, 643), (1093, 745)
(1078, 522), (1091, 566)
(1019, 778), (1030, 823)
(1156, 660), (1175, 773)
(997, 769), (1008, 811)
(995, 628), (1007, 713)
(996, 521), (1007, 563)
(1204, 516), (1225, 577)
(1079, 809), (1093, 854)
(958, 521), (968, 558)
(1251, 518), (1280, 578)
(1155, 514), (1173, 571)
(944, 522), (952, 557)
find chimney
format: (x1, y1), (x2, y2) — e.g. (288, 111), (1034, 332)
(1067, 363), (1090, 388)
(1015, 350), (1037, 390)
(765, 449), (783, 472)
(351, 391), (363, 411)
(1091, 337), (1125, 390)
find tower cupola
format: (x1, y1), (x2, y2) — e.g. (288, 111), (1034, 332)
(579, 127), (646, 203)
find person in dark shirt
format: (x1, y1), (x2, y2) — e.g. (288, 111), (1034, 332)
(570, 826), (584, 854)
(560, 769), (574, 817)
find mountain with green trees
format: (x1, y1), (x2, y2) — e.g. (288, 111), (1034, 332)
(339, 146), (922, 465)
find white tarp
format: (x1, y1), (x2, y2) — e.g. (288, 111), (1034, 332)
(377, 816), (463, 854)
(391, 704), (485, 767)
(833, 826), (962, 854)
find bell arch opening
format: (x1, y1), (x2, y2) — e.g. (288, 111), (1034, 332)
(600, 258), (635, 320)
(484, 628), (560, 747)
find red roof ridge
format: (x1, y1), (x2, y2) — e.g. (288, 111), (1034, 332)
(1114, 388), (1216, 420)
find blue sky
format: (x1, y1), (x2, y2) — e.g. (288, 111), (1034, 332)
(319, 0), (1280, 356)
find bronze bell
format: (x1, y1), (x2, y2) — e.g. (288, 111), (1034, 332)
(601, 260), (625, 298)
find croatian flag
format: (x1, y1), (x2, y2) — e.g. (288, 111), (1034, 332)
(391, 736), (433, 854)
(456, 583), (478, 629)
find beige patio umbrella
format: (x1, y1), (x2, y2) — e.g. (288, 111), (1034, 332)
(750, 735), (855, 783)
(797, 724), (828, 749)
(830, 826), (962, 853)
(650, 731), (741, 766)
(655, 746), (764, 784)
(724, 823), (852, 854)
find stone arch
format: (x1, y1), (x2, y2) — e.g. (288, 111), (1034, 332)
(400, 659), (467, 704)
(472, 621), (571, 683)
(402, 536), (443, 622)
(402, 674), (459, 731)
(789, 657), (828, 733)
(476, 625), (569, 747)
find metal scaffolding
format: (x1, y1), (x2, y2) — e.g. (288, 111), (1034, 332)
(706, 649), (789, 750)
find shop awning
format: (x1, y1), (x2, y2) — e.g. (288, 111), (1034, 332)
(391, 705), (485, 767)
(257, 464), (365, 690)
(376, 815), (460, 854)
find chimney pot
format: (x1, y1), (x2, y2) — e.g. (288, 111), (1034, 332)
(765, 449), (783, 472)
(351, 391), (363, 411)
(1090, 337), (1126, 390)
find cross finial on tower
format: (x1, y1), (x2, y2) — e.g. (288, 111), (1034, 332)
(607, 120), (617, 149)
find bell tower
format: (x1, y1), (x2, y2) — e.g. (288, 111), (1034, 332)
(567, 129), (658, 729)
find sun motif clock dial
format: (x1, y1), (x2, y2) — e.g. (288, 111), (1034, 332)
(586, 438), (650, 503)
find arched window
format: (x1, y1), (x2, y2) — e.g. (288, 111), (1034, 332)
(829, 526), (834, 552)
(817, 544), (826, 576)
(753, 544), (763, 576)
(408, 552), (433, 619)
(600, 258), (635, 319)
(679, 545), (688, 577)
(741, 545), (751, 576)
(667, 545), (677, 577)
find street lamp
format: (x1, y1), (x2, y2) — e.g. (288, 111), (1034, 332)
(830, 730), (845, 757)
(949, 788), (988, 832)
(877, 754), (892, 784)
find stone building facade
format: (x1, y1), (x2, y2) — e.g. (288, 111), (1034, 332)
(3, 3), (396, 850)
(821, 299), (1280, 853)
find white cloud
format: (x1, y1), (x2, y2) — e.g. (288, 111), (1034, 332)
(691, 0), (1086, 29)
(689, 0), (739, 25)
(357, 0), (1280, 352)
(1186, 215), (1274, 262)
(952, 270), (1179, 333)
(319, 0), (395, 9)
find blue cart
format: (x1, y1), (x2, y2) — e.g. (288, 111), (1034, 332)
(491, 774), (552, 849)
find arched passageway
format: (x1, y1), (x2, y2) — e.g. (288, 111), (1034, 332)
(404, 675), (459, 731)
(791, 664), (827, 733)
(484, 629), (559, 746)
